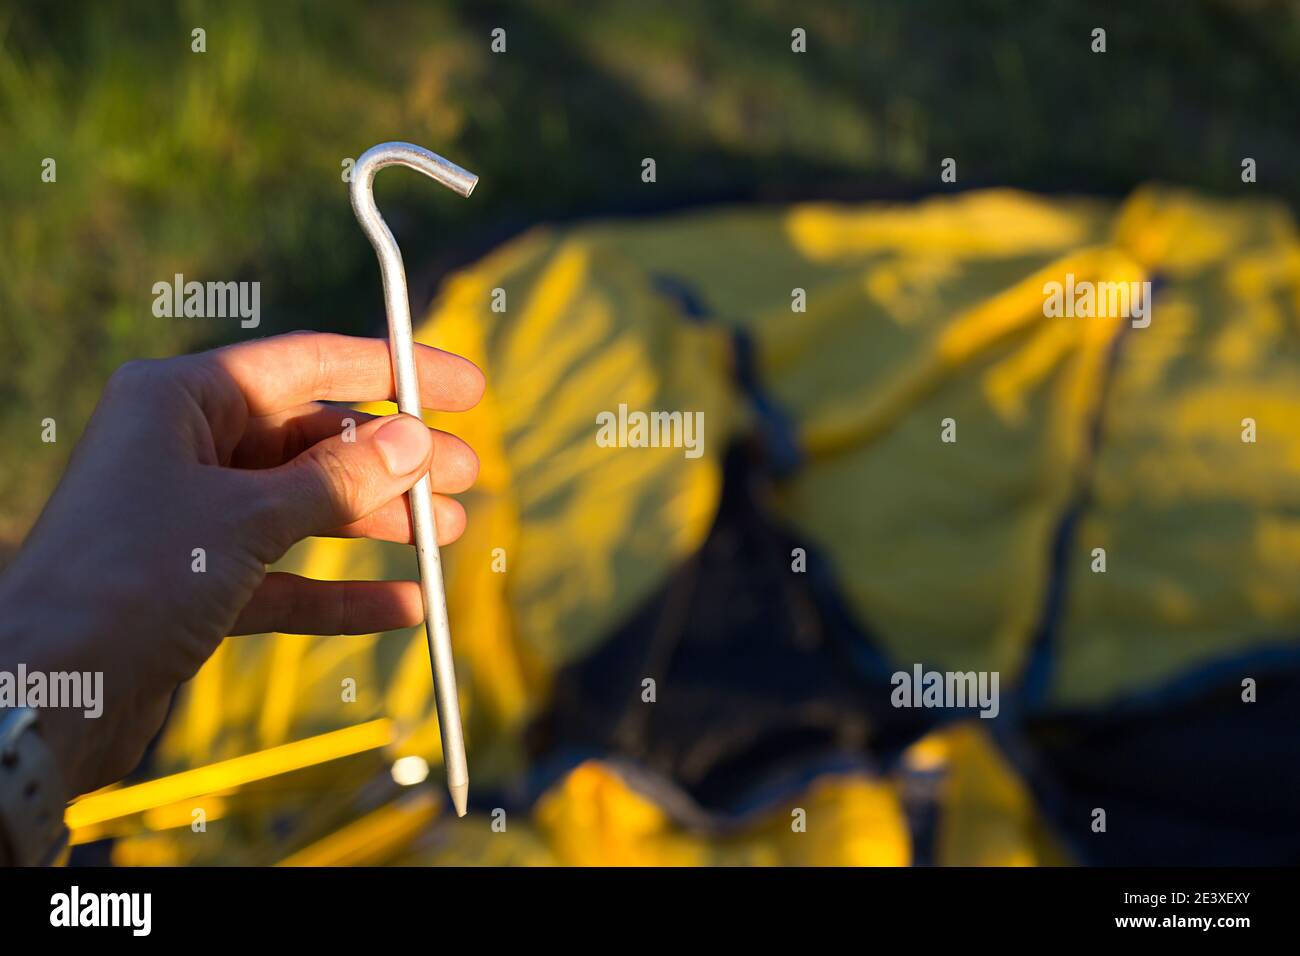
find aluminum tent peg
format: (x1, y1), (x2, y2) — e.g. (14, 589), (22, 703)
(349, 142), (478, 817)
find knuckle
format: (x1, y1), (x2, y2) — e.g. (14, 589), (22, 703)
(313, 441), (352, 488)
(105, 358), (162, 393)
(311, 442), (368, 516)
(335, 583), (355, 636)
(105, 356), (197, 407)
(247, 492), (296, 564)
(305, 332), (330, 394)
(228, 470), (299, 563)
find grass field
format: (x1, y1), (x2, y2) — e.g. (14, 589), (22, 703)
(2, 0), (1297, 546)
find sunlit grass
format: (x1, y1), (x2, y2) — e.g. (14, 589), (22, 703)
(1, 0), (1297, 543)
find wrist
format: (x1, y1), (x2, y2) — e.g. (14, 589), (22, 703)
(0, 566), (85, 802)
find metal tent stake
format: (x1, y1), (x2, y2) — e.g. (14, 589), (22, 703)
(349, 142), (477, 817)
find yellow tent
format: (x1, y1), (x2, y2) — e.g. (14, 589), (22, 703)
(77, 185), (1300, 865)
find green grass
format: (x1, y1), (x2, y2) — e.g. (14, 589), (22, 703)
(2, 0), (1298, 544)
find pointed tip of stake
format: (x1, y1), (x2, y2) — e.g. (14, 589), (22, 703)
(450, 780), (468, 818)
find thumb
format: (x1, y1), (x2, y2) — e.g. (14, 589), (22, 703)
(262, 412), (433, 549)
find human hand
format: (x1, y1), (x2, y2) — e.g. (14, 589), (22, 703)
(0, 332), (483, 799)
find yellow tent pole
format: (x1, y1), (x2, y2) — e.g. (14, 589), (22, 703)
(66, 719), (394, 832)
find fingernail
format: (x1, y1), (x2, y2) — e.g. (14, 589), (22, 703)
(373, 415), (431, 475)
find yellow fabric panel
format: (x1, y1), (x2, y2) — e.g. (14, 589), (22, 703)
(421, 230), (736, 674)
(770, 248), (1129, 676)
(1053, 187), (1300, 705)
(750, 194), (1113, 677)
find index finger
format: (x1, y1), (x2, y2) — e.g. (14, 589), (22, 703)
(208, 331), (485, 415)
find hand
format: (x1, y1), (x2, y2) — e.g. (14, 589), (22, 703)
(0, 332), (483, 799)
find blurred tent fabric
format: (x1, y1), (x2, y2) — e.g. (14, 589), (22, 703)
(76, 185), (1300, 866)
